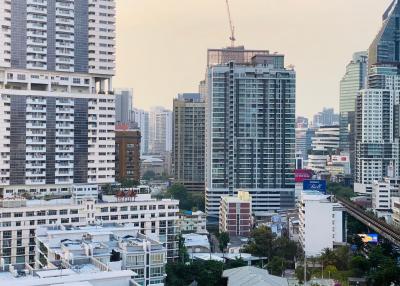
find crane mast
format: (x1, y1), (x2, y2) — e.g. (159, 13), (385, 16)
(225, 0), (236, 47)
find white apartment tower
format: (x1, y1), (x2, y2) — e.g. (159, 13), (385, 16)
(149, 106), (172, 154)
(0, 0), (116, 195)
(205, 47), (296, 218)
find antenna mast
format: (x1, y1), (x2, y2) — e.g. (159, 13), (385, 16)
(225, 0), (236, 47)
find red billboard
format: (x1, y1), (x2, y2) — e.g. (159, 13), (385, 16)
(295, 169), (313, 183)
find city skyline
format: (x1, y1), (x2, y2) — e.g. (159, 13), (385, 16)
(114, 0), (391, 118)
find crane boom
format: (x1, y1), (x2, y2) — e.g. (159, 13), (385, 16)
(225, 0), (236, 47)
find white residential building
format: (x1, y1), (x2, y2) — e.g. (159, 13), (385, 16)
(182, 233), (210, 254)
(149, 107), (172, 154)
(307, 126), (340, 173)
(299, 191), (345, 256)
(132, 108), (150, 155)
(0, 188), (179, 266)
(0, 0), (117, 195)
(35, 224), (167, 286)
(0, 267), (139, 286)
(371, 177), (400, 212)
(178, 211), (207, 234)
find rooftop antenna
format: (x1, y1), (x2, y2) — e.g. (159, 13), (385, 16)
(225, 0), (236, 47)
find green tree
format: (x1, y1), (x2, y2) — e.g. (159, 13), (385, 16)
(350, 255), (370, 277)
(218, 232), (230, 253)
(273, 237), (300, 261)
(295, 266), (311, 284)
(243, 226), (275, 258)
(225, 258), (247, 269)
(267, 256), (286, 276)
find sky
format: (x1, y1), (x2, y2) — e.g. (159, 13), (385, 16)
(114, 0), (392, 119)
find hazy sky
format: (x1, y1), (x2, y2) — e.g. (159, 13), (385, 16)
(114, 0), (392, 119)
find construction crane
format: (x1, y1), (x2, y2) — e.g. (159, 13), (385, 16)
(225, 0), (236, 47)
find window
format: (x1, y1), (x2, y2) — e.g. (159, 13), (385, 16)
(150, 266), (164, 277)
(48, 210), (57, 216)
(151, 253), (164, 264)
(70, 209), (78, 214)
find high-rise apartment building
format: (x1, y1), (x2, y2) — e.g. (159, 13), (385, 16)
(355, 1), (400, 194)
(204, 47), (296, 218)
(149, 107), (172, 154)
(172, 93), (205, 193)
(115, 129), (141, 183)
(132, 108), (150, 155)
(0, 0), (116, 196)
(115, 88), (133, 124)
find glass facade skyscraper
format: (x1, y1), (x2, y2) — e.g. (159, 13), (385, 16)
(339, 52), (367, 174)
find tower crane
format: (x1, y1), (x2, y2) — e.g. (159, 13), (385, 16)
(225, 0), (236, 47)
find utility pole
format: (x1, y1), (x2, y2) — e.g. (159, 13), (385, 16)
(304, 254), (307, 286)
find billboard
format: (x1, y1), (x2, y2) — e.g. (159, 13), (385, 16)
(358, 234), (378, 244)
(295, 169), (313, 183)
(303, 179), (327, 193)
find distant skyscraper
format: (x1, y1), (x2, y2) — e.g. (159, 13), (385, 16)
(149, 107), (173, 154)
(355, 0), (400, 194)
(307, 125), (340, 173)
(115, 88), (133, 124)
(312, 108), (339, 127)
(0, 1), (116, 195)
(296, 116), (309, 128)
(296, 127), (315, 161)
(132, 108), (150, 155)
(339, 52), (367, 175)
(204, 47), (296, 217)
(173, 93), (205, 193)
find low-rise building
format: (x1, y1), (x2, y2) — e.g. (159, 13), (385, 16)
(35, 224), (166, 286)
(299, 191), (345, 256)
(0, 265), (139, 286)
(182, 233), (210, 254)
(0, 186), (179, 266)
(178, 211), (207, 234)
(222, 266), (289, 286)
(219, 191), (252, 237)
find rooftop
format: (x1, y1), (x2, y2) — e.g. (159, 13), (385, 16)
(223, 266), (288, 286)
